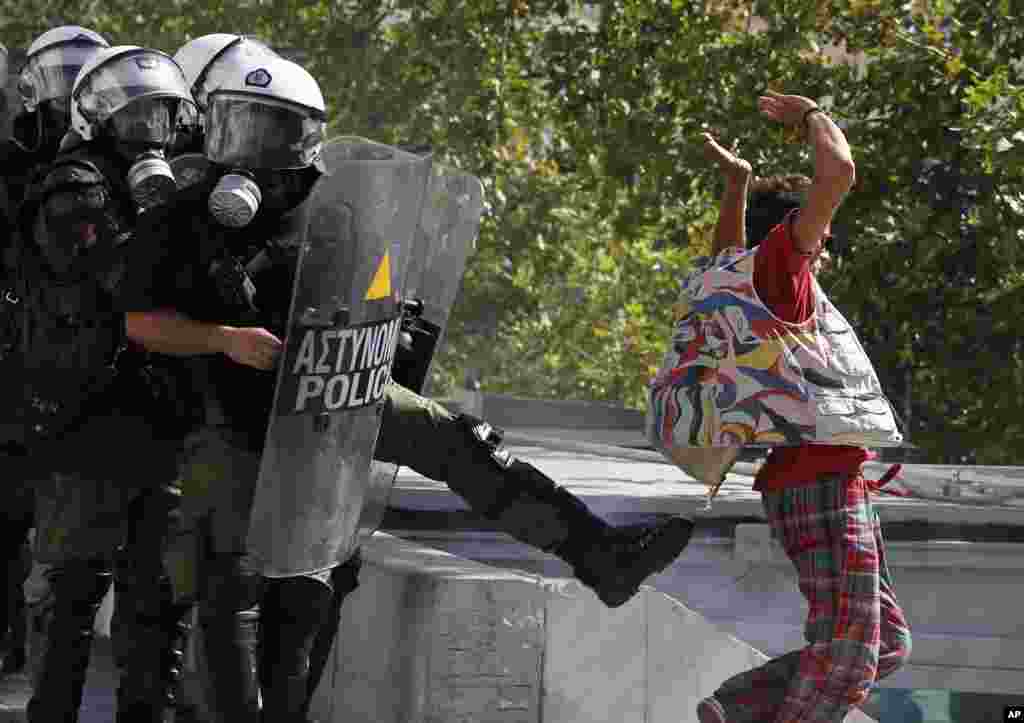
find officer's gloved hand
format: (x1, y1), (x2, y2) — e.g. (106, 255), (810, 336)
(398, 298), (426, 354)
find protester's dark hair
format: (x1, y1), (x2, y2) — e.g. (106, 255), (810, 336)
(745, 174), (811, 248)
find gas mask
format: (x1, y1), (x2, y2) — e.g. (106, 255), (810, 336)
(126, 149), (177, 212)
(204, 92), (325, 226)
(111, 98), (178, 211)
(208, 171), (262, 228)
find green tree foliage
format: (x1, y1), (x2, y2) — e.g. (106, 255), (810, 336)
(2, 0), (1020, 463)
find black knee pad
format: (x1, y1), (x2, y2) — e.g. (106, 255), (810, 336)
(36, 560), (112, 660)
(51, 560), (113, 606)
(456, 414), (513, 468)
(328, 548), (362, 599)
(263, 576), (333, 633)
(449, 414), (523, 517)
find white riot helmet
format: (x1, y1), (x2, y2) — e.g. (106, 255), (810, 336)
(19, 26), (109, 113)
(172, 34), (278, 112)
(204, 56), (326, 227)
(70, 45), (194, 142)
(71, 46), (197, 210)
(11, 27), (108, 153)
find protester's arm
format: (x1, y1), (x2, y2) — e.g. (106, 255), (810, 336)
(796, 110), (855, 252)
(758, 91), (855, 254)
(703, 133), (751, 255)
(126, 309), (281, 371)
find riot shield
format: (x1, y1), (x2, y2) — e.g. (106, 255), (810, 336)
(327, 137), (484, 395)
(326, 138), (484, 542)
(402, 156), (484, 394)
(245, 137), (431, 577)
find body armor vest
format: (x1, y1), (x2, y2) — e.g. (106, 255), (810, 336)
(0, 140), (57, 445)
(14, 142), (137, 443)
(647, 245), (903, 459)
(193, 200), (304, 444)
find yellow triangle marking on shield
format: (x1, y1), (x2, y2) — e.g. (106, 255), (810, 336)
(365, 252), (392, 300)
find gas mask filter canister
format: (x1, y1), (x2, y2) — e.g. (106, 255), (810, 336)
(127, 149), (178, 212)
(208, 172), (262, 228)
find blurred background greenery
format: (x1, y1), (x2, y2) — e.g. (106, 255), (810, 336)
(4, 0), (1021, 464)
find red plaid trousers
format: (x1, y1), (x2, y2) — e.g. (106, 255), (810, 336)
(713, 474), (912, 723)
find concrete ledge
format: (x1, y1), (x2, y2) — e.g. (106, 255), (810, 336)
(448, 391), (646, 431)
(6, 532), (875, 721)
(309, 532), (875, 722)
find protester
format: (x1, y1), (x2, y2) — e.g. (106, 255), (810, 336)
(648, 91), (911, 722)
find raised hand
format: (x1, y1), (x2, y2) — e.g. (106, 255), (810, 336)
(702, 132), (752, 183)
(757, 90), (819, 127)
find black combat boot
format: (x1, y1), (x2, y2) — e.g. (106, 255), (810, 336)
(259, 577), (332, 723)
(26, 560), (113, 723)
(495, 459), (694, 609)
(111, 565), (193, 723)
(553, 518), (694, 608)
(302, 552), (362, 721)
(165, 603), (201, 723)
(448, 416), (694, 608)
(1, 535), (30, 675)
(0, 488), (33, 677)
(197, 557), (261, 723)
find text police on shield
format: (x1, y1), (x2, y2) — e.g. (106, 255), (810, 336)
(286, 317), (401, 414)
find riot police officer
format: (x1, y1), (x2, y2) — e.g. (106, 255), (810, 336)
(0, 25), (110, 679)
(18, 44), (197, 722)
(167, 34), (364, 721)
(121, 54), (693, 722)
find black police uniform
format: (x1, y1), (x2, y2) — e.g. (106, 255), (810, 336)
(18, 137), (193, 723)
(121, 167), (693, 721)
(0, 126), (61, 677)
(0, 200), (32, 677)
(121, 174), (353, 722)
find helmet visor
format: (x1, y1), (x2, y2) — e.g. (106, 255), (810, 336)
(76, 51), (193, 124)
(205, 94), (324, 170)
(110, 96), (175, 145)
(22, 41), (100, 105)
